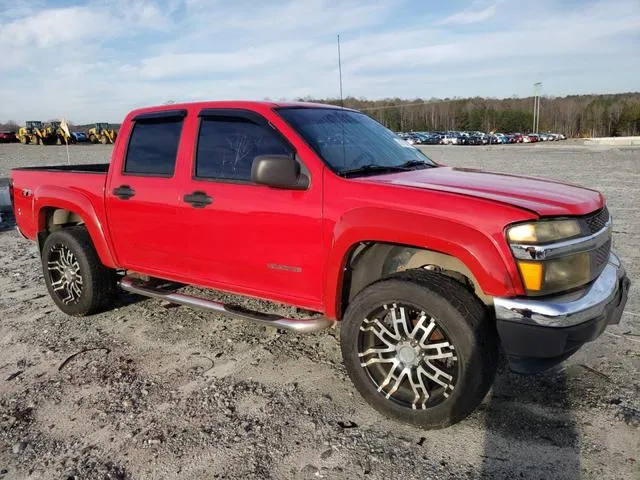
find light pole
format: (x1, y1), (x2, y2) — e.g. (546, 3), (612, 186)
(533, 82), (542, 133)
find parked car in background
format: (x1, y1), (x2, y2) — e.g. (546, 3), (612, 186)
(441, 133), (459, 145)
(0, 131), (18, 143)
(72, 132), (88, 143)
(472, 132), (488, 144)
(468, 134), (485, 145)
(420, 133), (442, 145)
(458, 133), (483, 145)
(489, 134), (508, 144)
(397, 133), (416, 145)
(456, 133), (469, 145)
(527, 134), (539, 143)
(408, 133), (427, 145)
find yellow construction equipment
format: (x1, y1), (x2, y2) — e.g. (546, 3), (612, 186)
(17, 121), (48, 145)
(48, 121), (73, 145)
(88, 123), (117, 144)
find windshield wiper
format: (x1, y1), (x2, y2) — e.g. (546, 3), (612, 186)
(337, 164), (410, 178)
(338, 160), (435, 178)
(397, 159), (435, 169)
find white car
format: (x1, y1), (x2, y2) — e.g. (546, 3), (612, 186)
(441, 134), (458, 145)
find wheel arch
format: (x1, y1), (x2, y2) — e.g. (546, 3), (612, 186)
(339, 242), (492, 316)
(34, 187), (117, 268)
(323, 207), (525, 320)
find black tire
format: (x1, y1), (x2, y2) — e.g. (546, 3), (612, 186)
(340, 269), (499, 429)
(41, 226), (118, 316)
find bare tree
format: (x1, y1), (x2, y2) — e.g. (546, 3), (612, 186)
(298, 92), (640, 137)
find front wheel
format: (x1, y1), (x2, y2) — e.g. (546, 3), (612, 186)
(340, 270), (498, 429)
(42, 227), (118, 316)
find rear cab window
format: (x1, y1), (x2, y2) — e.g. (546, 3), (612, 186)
(124, 111), (185, 176)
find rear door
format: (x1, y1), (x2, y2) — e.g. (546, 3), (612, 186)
(177, 109), (324, 307)
(106, 110), (187, 275)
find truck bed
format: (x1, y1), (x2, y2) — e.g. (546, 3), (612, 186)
(10, 165), (109, 241)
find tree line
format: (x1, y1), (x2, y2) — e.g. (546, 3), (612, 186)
(299, 92), (640, 137)
(2, 92), (639, 138)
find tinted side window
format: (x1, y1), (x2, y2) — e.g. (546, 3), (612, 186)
(196, 117), (292, 181)
(124, 118), (183, 176)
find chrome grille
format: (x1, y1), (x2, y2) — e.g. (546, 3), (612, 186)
(591, 238), (611, 279)
(584, 207), (609, 234)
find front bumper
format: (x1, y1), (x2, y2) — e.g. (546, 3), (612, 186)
(494, 253), (630, 373)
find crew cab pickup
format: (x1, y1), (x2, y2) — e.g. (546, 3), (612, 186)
(10, 101), (630, 429)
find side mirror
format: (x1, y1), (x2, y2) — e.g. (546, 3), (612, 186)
(251, 155), (309, 189)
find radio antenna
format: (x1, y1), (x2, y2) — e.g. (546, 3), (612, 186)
(337, 34), (344, 107)
(337, 34), (347, 168)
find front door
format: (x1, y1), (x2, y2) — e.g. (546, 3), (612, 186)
(177, 109), (324, 308)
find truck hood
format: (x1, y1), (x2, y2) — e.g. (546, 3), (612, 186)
(359, 166), (603, 217)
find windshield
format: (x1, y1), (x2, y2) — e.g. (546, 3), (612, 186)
(276, 107), (436, 175)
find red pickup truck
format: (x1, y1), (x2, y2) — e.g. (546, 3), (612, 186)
(10, 101), (630, 429)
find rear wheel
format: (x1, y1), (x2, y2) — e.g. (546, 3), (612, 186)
(42, 227), (118, 316)
(340, 270), (498, 429)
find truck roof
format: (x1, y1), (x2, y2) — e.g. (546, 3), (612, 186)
(127, 100), (346, 119)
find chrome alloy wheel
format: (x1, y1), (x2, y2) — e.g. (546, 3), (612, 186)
(358, 303), (459, 410)
(47, 244), (83, 305)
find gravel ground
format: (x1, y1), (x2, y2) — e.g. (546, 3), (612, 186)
(0, 142), (638, 480)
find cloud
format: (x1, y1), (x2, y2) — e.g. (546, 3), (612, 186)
(0, 0), (639, 123)
(439, 3), (497, 25)
(136, 41), (315, 78)
(0, 0), (172, 50)
(221, 0), (392, 34)
(0, 7), (113, 48)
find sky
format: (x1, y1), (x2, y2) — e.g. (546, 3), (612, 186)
(1, 0), (639, 123)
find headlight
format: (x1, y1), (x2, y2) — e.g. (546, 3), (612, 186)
(507, 218), (589, 295)
(507, 219), (581, 244)
(517, 253), (591, 295)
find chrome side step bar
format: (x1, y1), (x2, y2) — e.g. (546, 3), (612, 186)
(119, 275), (334, 333)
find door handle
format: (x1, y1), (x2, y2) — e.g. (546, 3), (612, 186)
(183, 191), (213, 208)
(113, 185), (135, 200)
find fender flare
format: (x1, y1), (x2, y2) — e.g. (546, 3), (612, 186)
(33, 185), (118, 268)
(324, 207), (523, 319)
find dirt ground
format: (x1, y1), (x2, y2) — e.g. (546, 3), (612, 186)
(0, 142), (638, 480)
